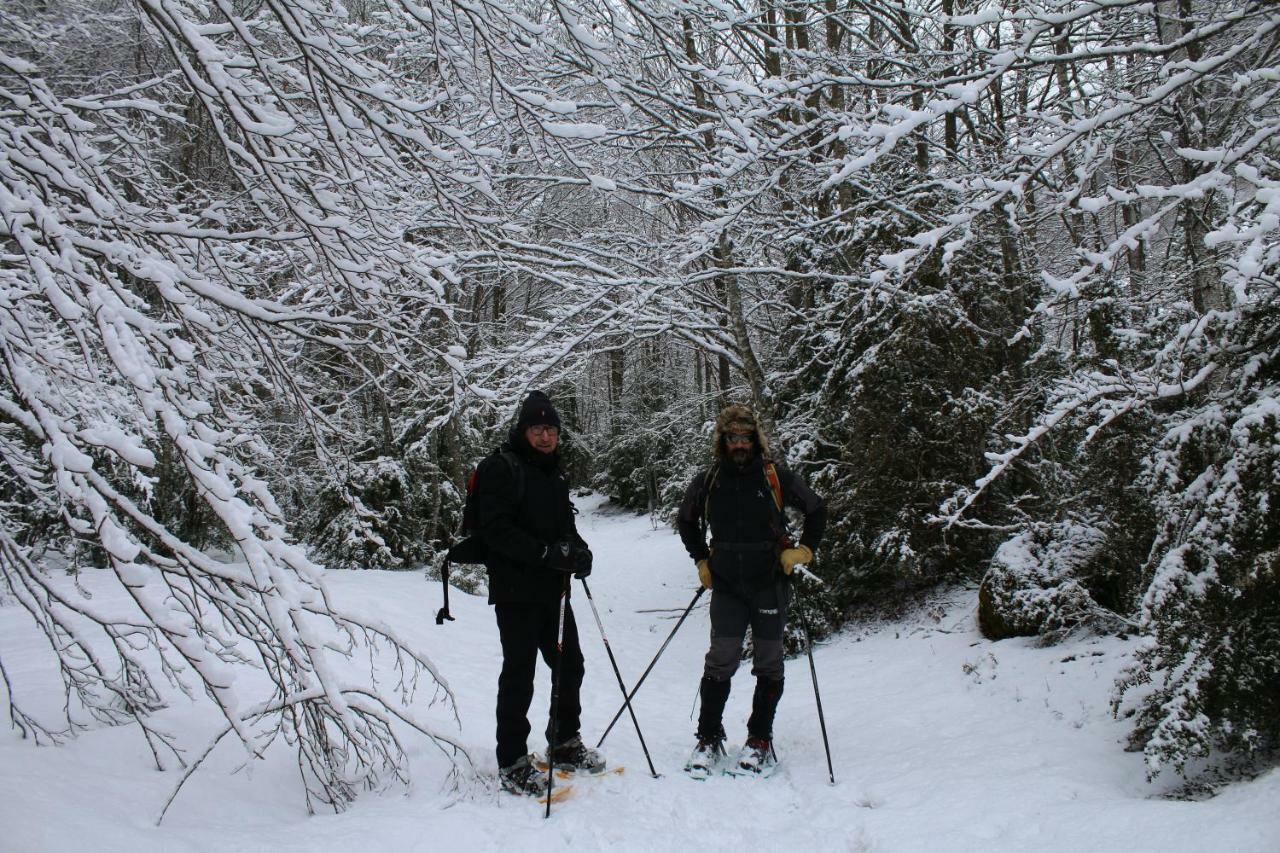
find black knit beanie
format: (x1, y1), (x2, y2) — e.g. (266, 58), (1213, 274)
(516, 390), (562, 430)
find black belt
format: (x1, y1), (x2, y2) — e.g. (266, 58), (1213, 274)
(712, 541), (776, 552)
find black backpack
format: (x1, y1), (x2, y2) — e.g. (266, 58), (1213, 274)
(437, 450), (523, 624)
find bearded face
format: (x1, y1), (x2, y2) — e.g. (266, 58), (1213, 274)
(725, 431), (756, 465)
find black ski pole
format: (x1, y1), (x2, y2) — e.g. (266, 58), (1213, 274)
(794, 576), (835, 784)
(578, 578), (658, 777)
(435, 557), (455, 625)
(545, 572), (571, 818)
(597, 585), (705, 749)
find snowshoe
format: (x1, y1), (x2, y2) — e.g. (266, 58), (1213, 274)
(547, 734), (607, 774)
(538, 785), (575, 806)
(727, 736), (778, 777)
(684, 736), (726, 780)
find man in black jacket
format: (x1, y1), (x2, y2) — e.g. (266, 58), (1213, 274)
(474, 390), (604, 796)
(676, 404), (826, 777)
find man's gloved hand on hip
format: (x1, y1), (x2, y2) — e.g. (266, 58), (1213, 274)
(779, 544), (814, 575)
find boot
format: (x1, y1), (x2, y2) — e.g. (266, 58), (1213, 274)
(547, 734), (607, 774)
(685, 725), (727, 779)
(746, 676), (784, 740)
(499, 754), (550, 796)
(735, 736), (777, 775)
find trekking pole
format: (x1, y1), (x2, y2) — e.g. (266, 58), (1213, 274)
(579, 578), (658, 778)
(794, 572), (835, 785)
(597, 585), (705, 748)
(545, 573), (571, 818)
(435, 557), (455, 625)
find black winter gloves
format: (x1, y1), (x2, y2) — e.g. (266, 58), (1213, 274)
(573, 545), (592, 579)
(543, 541), (593, 579)
(544, 541), (574, 573)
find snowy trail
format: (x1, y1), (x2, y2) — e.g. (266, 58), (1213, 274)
(1, 494), (1277, 852)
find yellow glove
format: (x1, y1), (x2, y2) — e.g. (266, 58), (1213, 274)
(779, 544), (813, 575)
(696, 558), (712, 590)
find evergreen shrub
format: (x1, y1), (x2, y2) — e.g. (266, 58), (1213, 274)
(1114, 311), (1280, 779)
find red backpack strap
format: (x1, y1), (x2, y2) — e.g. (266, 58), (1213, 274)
(763, 461), (784, 513)
(763, 461), (793, 549)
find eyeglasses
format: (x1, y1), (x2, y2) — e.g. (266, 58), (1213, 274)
(527, 425), (559, 438)
(725, 432), (754, 446)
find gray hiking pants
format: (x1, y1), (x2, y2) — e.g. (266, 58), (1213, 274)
(702, 580), (790, 682)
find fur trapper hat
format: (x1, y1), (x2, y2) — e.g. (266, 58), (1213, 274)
(712, 403), (771, 460)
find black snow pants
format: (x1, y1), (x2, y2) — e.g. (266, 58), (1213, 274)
(493, 599), (584, 768)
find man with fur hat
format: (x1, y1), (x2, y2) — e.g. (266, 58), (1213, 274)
(676, 403), (826, 777)
(472, 390), (604, 796)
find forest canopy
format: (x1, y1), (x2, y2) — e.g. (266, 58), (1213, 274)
(2, 0), (1277, 805)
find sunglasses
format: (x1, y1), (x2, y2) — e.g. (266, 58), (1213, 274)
(725, 432), (754, 446)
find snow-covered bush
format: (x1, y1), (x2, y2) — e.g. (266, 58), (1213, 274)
(979, 521), (1125, 642)
(975, 381), (1160, 643)
(309, 452), (460, 571)
(1114, 307), (1280, 779)
(778, 236), (1026, 614)
(601, 419), (706, 518)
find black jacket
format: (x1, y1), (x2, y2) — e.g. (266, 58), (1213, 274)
(676, 455), (826, 594)
(474, 428), (585, 605)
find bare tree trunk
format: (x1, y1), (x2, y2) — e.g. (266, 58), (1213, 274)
(1152, 0), (1225, 313)
(889, 9), (929, 172)
(943, 0), (958, 158)
(608, 348), (625, 437)
(685, 16), (769, 419)
(1111, 57), (1147, 294)
(717, 236), (773, 435)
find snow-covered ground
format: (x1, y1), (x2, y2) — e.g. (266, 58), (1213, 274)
(2, 494), (1276, 852)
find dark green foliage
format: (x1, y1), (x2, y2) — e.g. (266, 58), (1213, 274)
(309, 441), (462, 571)
(600, 407), (707, 519)
(975, 394), (1159, 641)
(0, 420), (65, 557)
(601, 430), (663, 511)
(1114, 304), (1280, 778)
(780, 283), (1015, 614)
(1071, 418), (1159, 613)
(147, 428), (222, 553)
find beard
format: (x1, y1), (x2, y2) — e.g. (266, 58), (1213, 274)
(729, 446), (753, 466)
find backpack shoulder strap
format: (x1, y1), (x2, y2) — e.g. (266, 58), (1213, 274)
(699, 462), (720, 541)
(762, 460), (793, 548)
(763, 461), (784, 513)
(497, 449), (523, 503)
